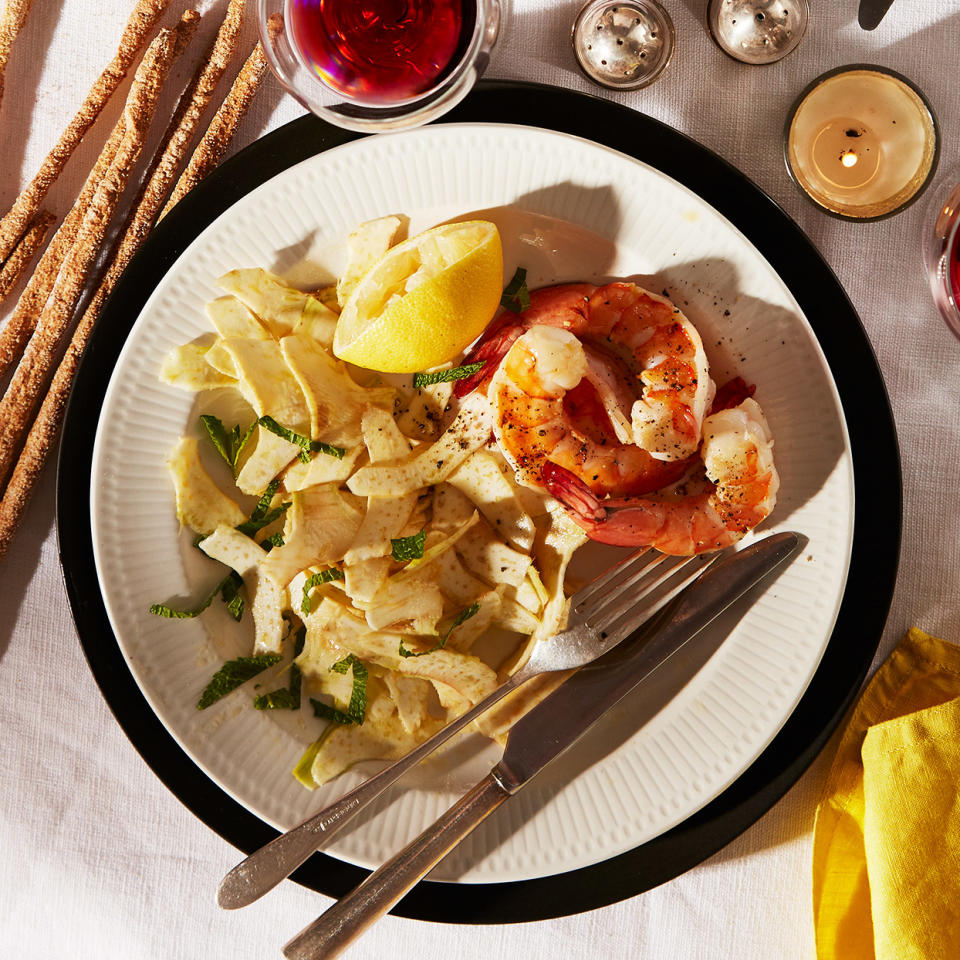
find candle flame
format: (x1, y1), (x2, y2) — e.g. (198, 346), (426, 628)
(841, 150), (858, 168)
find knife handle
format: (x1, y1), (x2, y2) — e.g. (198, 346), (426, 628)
(218, 674), (524, 910)
(282, 774), (509, 960)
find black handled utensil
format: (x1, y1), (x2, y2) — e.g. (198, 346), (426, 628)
(858, 0), (895, 30)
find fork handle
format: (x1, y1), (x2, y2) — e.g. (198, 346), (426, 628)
(217, 671), (525, 910)
(282, 774), (509, 960)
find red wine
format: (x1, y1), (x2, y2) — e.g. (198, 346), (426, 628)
(950, 222), (960, 307)
(289, 0), (472, 105)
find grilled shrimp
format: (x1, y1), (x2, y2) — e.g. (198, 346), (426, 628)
(490, 325), (696, 497)
(464, 279), (777, 554)
(460, 282), (714, 462)
(480, 281), (715, 499)
(542, 397), (780, 554)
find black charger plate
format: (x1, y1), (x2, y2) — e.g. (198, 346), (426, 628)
(57, 80), (900, 923)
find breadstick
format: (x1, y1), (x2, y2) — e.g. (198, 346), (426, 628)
(0, 121), (125, 381)
(160, 0), (246, 164)
(0, 0), (36, 112)
(0, 14), (207, 559)
(0, 0), (170, 268)
(161, 20), (280, 219)
(0, 210), (54, 301)
(0, 28), (179, 490)
(112, 8), (203, 235)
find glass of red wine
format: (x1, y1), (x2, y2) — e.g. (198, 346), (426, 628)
(922, 162), (960, 343)
(259, 0), (502, 132)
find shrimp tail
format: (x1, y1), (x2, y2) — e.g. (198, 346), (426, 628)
(541, 461), (606, 522)
(456, 284), (596, 398)
(454, 318), (524, 397)
(711, 376), (756, 413)
(543, 461), (669, 547)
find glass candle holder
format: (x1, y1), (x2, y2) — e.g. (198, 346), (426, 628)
(921, 163), (960, 342)
(784, 65), (939, 221)
(258, 0), (502, 133)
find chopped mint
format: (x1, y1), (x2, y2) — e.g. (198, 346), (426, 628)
(254, 626), (306, 710)
(310, 654), (367, 725)
(399, 602), (481, 658)
(219, 573), (245, 622)
(257, 416), (345, 463)
(150, 571), (243, 620)
(300, 568), (345, 614)
(253, 686), (299, 710)
(260, 532), (284, 551)
(500, 267), (531, 314)
(391, 528), (425, 563)
(200, 415), (256, 477)
(293, 624), (306, 658)
(237, 477), (290, 537)
(196, 653), (281, 709)
(412, 363), (484, 388)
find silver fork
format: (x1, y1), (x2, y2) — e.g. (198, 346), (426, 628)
(217, 548), (722, 910)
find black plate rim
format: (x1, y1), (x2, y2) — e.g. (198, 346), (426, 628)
(56, 79), (901, 924)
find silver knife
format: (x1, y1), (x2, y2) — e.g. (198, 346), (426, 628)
(858, 0), (895, 30)
(282, 531), (802, 960)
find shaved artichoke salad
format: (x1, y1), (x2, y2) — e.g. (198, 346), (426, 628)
(154, 218), (586, 788)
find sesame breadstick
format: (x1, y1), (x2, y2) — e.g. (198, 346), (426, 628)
(0, 210), (55, 301)
(155, 0), (246, 185)
(0, 0), (170, 270)
(0, 0), (36, 112)
(0, 121), (126, 381)
(161, 20), (280, 219)
(0, 13), (208, 559)
(0, 27), (179, 490)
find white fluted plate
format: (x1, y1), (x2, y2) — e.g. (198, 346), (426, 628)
(90, 124), (852, 882)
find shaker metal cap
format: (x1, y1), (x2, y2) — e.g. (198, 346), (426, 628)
(571, 0), (675, 90)
(707, 0), (809, 65)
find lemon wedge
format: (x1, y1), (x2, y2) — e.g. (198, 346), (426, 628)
(332, 221), (504, 373)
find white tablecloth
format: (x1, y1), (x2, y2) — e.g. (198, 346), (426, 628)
(2, 1), (959, 957)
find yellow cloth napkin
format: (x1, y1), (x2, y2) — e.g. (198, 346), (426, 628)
(813, 627), (960, 960)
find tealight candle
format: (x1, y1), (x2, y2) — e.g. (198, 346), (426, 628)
(785, 65), (939, 220)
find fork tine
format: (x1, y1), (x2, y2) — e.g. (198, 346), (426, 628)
(601, 551), (724, 645)
(571, 548), (656, 615)
(580, 551), (686, 626)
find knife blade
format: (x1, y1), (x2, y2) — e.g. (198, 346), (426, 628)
(858, 0), (895, 30)
(282, 531), (802, 960)
(494, 530), (801, 792)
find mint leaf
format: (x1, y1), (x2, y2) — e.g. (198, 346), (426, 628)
(293, 624), (306, 658)
(219, 572), (244, 622)
(309, 654), (367, 724)
(247, 477), (280, 521)
(391, 528), (425, 563)
(412, 363), (484, 388)
(500, 267), (531, 313)
(233, 420), (257, 468)
(257, 416), (345, 463)
(399, 602), (480, 658)
(310, 700), (354, 725)
(200, 415), (255, 476)
(300, 568), (345, 614)
(254, 625), (306, 710)
(260, 532), (284, 551)
(254, 686), (299, 710)
(199, 414), (232, 465)
(236, 477), (290, 537)
(197, 653), (281, 709)
(150, 571), (242, 620)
